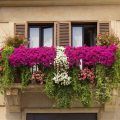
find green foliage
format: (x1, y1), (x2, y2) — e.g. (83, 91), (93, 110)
(44, 68), (74, 108)
(111, 49), (120, 87)
(97, 33), (120, 46)
(95, 65), (111, 104)
(44, 68), (56, 97)
(20, 66), (31, 87)
(79, 82), (92, 106)
(0, 47), (14, 91)
(71, 67), (92, 106)
(4, 36), (28, 48)
(55, 85), (73, 108)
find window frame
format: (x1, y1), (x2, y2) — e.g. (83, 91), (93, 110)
(28, 23), (54, 47)
(71, 23), (97, 47)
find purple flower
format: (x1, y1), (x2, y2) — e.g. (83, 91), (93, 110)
(9, 46), (56, 67)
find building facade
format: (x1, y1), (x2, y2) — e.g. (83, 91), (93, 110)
(0, 0), (120, 120)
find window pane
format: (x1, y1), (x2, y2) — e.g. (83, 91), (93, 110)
(43, 27), (53, 47)
(29, 28), (39, 48)
(72, 27), (83, 47)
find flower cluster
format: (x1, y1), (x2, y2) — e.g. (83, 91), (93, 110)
(97, 33), (120, 46)
(9, 45), (117, 68)
(30, 70), (44, 84)
(54, 46), (69, 70)
(78, 67), (95, 83)
(53, 71), (71, 86)
(53, 46), (71, 86)
(65, 45), (117, 67)
(9, 46), (56, 67)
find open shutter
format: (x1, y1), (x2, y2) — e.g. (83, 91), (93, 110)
(54, 22), (58, 47)
(15, 23), (27, 37)
(98, 22), (110, 34)
(57, 22), (71, 46)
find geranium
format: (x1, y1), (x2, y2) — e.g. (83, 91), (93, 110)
(78, 67), (95, 83)
(30, 70), (44, 84)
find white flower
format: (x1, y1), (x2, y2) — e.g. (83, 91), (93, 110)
(53, 46), (71, 86)
(53, 71), (71, 86)
(54, 46), (69, 70)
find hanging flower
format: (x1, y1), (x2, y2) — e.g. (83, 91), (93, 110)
(54, 46), (69, 71)
(53, 46), (71, 86)
(52, 71), (71, 86)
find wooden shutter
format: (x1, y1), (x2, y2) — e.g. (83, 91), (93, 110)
(57, 22), (71, 46)
(98, 22), (110, 34)
(15, 23), (27, 37)
(54, 22), (58, 47)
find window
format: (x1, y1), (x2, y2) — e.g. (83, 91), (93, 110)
(28, 24), (53, 48)
(72, 23), (97, 47)
(72, 23), (97, 69)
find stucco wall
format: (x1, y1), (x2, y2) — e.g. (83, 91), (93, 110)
(0, 5), (120, 120)
(0, 5), (120, 22)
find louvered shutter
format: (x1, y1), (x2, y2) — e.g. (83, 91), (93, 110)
(98, 22), (110, 34)
(15, 23), (26, 37)
(54, 22), (58, 46)
(57, 22), (71, 46)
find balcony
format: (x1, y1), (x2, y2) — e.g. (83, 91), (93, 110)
(0, 34), (120, 112)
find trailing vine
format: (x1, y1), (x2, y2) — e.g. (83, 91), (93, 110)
(95, 65), (111, 104)
(20, 66), (31, 87)
(0, 47), (14, 91)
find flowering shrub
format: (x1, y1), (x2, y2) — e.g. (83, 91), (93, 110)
(65, 45), (117, 67)
(4, 36), (28, 48)
(97, 33), (120, 46)
(9, 46), (56, 67)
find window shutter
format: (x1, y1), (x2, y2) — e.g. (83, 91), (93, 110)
(15, 23), (27, 37)
(98, 22), (110, 34)
(54, 22), (58, 47)
(57, 22), (71, 46)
